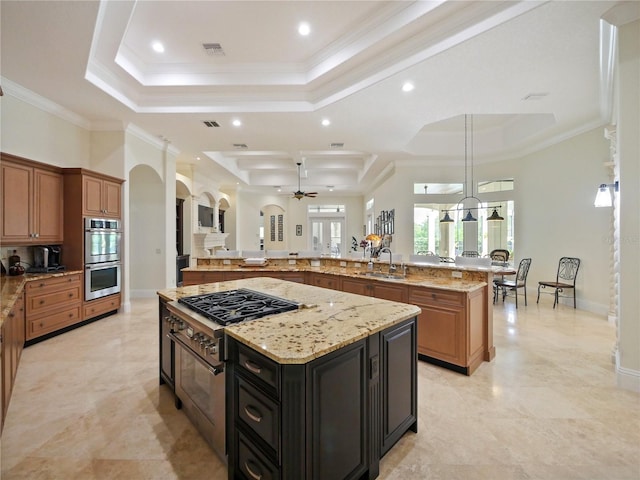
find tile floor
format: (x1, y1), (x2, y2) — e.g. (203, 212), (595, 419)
(2, 296), (639, 479)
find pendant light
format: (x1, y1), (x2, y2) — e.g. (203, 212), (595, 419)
(440, 211), (454, 223)
(487, 208), (504, 221)
(439, 114), (504, 223)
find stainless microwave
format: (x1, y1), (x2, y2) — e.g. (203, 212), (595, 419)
(85, 217), (121, 264)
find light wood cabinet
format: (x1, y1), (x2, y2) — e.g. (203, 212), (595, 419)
(82, 175), (121, 218)
(25, 274), (82, 341)
(409, 286), (485, 375)
(0, 153), (64, 245)
(84, 294), (121, 320)
(342, 276), (407, 302)
(63, 169), (124, 270)
(2, 292), (24, 431)
(307, 272), (341, 290)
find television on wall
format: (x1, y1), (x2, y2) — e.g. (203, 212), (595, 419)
(198, 205), (214, 227)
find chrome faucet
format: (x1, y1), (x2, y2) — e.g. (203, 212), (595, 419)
(379, 247), (396, 274)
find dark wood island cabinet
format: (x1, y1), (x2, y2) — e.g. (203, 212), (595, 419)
(226, 316), (417, 480)
(157, 277), (420, 480)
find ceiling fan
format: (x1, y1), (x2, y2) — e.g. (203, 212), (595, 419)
(292, 162), (317, 200)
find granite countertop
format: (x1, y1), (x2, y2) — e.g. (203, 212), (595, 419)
(158, 276), (421, 364)
(182, 263), (492, 293)
(0, 271), (83, 328)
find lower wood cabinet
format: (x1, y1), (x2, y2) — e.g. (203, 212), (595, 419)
(226, 317), (417, 480)
(2, 292), (25, 431)
(409, 286), (485, 375)
(307, 272), (341, 290)
(25, 274), (82, 341)
(83, 294), (121, 320)
(342, 277), (407, 302)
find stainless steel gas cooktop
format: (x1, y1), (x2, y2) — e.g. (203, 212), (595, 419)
(177, 288), (300, 326)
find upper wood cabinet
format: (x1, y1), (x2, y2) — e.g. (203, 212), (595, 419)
(0, 153), (64, 244)
(82, 174), (122, 218)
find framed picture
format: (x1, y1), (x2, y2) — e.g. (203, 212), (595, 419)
(296, 224), (302, 236)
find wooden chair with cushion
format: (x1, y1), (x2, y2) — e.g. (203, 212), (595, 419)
(494, 258), (532, 308)
(461, 250), (479, 257)
(537, 257), (581, 308)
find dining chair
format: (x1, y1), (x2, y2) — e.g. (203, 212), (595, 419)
(489, 249), (510, 263)
(494, 258), (532, 308)
(461, 250), (479, 257)
(537, 257), (581, 308)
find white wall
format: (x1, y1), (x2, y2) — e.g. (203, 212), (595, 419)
(0, 94), (90, 167)
(616, 18), (640, 390)
(368, 127), (611, 314)
(129, 165), (165, 295)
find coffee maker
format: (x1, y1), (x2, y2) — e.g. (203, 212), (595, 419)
(32, 245), (64, 271)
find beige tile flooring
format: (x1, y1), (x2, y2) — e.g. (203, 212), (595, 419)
(2, 296), (639, 479)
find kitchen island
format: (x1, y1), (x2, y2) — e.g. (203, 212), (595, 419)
(158, 277), (421, 480)
(182, 256), (504, 375)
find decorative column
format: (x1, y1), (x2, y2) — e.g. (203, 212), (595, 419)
(604, 124), (620, 362)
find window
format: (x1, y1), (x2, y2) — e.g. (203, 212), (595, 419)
(413, 183), (464, 195)
(414, 200), (514, 257)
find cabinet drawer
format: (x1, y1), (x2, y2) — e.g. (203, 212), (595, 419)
(26, 274), (81, 294)
(237, 431), (280, 480)
(26, 285), (81, 315)
(27, 306), (81, 340)
(237, 343), (279, 392)
(237, 378), (280, 454)
(84, 294), (120, 320)
(409, 287), (463, 307)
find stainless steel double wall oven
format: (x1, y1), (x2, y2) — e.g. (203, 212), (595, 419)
(84, 218), (122, 301)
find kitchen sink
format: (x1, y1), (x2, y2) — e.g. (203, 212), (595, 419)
(358, 272), (406, 280)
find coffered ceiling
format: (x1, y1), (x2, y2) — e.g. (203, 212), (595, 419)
(0, 0), (626, 196)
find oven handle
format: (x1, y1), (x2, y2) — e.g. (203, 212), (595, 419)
(168, 331), (224, 375)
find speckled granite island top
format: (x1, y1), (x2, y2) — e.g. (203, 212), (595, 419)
(158, 276), (421, 364)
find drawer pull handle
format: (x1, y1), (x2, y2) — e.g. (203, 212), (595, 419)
(39, 283), (45, 287)
(39, 300), (45, 305)
(244, 360), (262, 374)
(244, 460), (263, 480)
(68, 293), (73, 297)
(244, 405), (262, 423)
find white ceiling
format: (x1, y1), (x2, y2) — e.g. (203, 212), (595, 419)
(0, 0), (626, 197)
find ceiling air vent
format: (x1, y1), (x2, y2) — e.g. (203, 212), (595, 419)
(330, 142), (344, 149)
(233, 143), (248, 149)
(203, 43), (225, 56)
(203, 121), (220, 128)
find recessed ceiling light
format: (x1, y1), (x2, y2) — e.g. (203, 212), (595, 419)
(152, 42), (165, 53)
(232, 119), (242, 127)
(298, 22), (311, 36)
(328, 186), (334, 192)
(402, 82), (414, 92)
(321, 118), (331, 126)
(196, 156), (201, 161)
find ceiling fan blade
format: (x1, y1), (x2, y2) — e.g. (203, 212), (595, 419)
(305, 192), (318, 197)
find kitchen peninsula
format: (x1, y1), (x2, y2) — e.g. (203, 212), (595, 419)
(158, 277), (421, 480)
